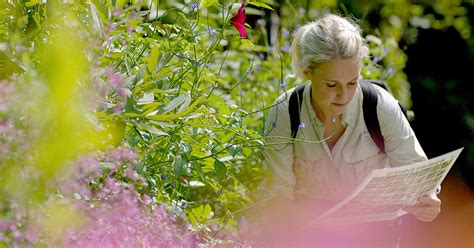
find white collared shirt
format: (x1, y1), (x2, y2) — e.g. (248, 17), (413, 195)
(262, 82), (427, 203)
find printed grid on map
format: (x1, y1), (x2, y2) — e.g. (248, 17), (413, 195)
(306, 148), (463, 226)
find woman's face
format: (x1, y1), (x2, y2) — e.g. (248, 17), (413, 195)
(305, 58), (361, 120)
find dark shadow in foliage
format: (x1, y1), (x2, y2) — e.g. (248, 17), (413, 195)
(404, 26), (474, 189)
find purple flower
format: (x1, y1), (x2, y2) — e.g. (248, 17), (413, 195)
(298, 122), (305, 129)
(217, 188), (223, 196)
(114, 103), (124, 114)
(177, 53), (184, 59)
(205, 62), (211, 68)
(282, 30), (290, 39)
(258, 53), (265, 59)
(207, 27), (214, 36)
(280, 81), (286, 89)
(0, 219), (10, 232)
(210, 222), (220, 231)
(161, 174), (166, 181)
(238, 216), (250, 238)
(13, 230), (21, 240)
(269, 45), (275, 53)
(109, 147), (137, 164)
(143, 195), (152, 205)
(25, 228), (39, 243)
(299, 7), (306, 14)
(246, 68), (252, 75)
(106, 67), (124, 88)
(281, 41), (291, 53)
(63, 188), (199, 247)
(254, 65), (261, 71)
(117, 87), (130, 98)
(108, 23), (116, 32)
(105, 178), (122, 194)
(372, 56), (382, 63)
(124, 168), (138, 180)
(386, 67), (396, 77)
(191, 2), (198, 11)
(113, 8), (121, 16)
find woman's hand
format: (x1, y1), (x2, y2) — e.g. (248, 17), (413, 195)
(404, 194), (441, 222)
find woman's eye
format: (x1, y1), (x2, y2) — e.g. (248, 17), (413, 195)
(327, 84), (337, 88)
(348, 81), (357, 86)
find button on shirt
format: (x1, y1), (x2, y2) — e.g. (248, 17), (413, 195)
(262, 83), (427, 203)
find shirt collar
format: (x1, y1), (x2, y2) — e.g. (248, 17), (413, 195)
(341, 85), (360, 127)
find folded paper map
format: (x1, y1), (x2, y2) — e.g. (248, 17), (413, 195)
(305, 148), (464, 227)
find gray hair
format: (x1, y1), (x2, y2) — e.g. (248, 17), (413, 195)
(290, 14), (368, 77)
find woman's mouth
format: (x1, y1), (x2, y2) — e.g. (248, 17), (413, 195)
(332, 102), (347, 108)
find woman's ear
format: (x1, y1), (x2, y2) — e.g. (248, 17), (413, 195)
(302, 69), (309, 79)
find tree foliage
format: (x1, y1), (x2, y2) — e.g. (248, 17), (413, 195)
(0, 0), (473, 246)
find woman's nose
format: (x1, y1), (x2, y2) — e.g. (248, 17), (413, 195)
(336, 85), (347, 100)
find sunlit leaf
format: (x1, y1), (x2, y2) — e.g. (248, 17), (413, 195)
(177, 92), (191, 113)
(145, 96), (202, 120)
(147, 44), (160, 74)
(25, 0), (40, 7)
(188, 181), (205, 187)
(137, 92), (154, 105)
(155, 67), (176, 79)
(200, 0), (218, 8)
(247, 1), (274, 10)
(240, 39), (256, 51)
(189, 204), (212, 226)
(162, 92), (187, 114)
(89, 3), (104, 33)
(142, 124), (168, 136)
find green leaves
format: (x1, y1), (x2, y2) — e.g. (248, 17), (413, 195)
(146, 44), (160, 75)
(247, 1), (274, 10)
(89, 3), (104, 33)
(162, 92), (191, 114)
(200, 0), (218, 8)
(189, 204), (213, 226)
(213, 159), (227, 181)
(24, 0), (41, 7)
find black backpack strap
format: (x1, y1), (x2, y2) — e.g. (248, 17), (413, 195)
(289, 85), (306, 139)
(360, 80), (385, 153)
(365, 79), (408, 118)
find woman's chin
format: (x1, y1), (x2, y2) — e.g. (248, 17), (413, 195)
(331, 107), (347, 116)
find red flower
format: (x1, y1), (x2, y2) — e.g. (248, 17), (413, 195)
(231, 1), (247, 39)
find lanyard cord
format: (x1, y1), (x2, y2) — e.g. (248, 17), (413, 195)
(304, 87), (337, 143)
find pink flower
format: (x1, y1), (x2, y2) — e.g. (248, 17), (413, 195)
(105, 67), (124, 89)
(25, 228), (39, 243)
(231, 0), (247, 39)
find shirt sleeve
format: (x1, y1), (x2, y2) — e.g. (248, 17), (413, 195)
(376, 87), (428, 167)
(260, 93), (296, 200)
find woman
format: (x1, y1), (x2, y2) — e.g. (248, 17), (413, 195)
(260, 14), (441, 246)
